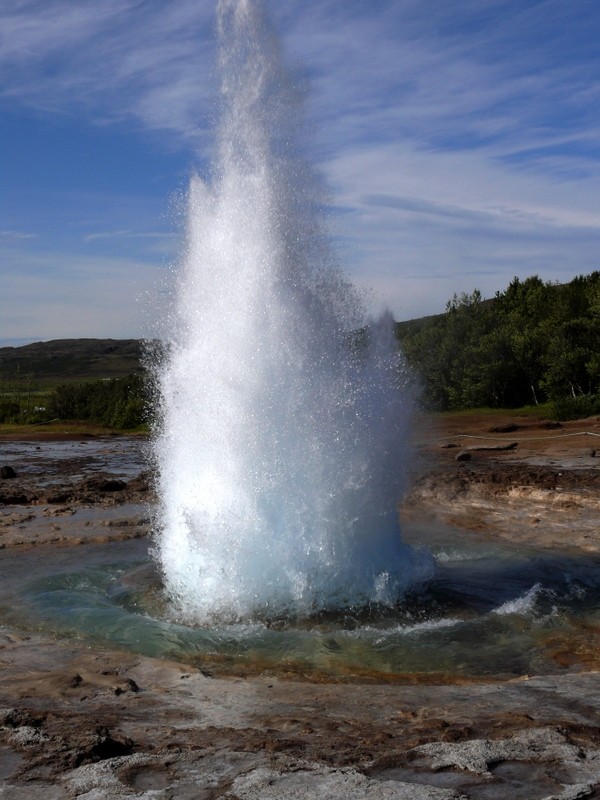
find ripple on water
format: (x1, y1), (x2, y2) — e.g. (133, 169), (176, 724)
(2, 530), (600, 681)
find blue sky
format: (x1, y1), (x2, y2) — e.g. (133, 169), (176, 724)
(2, 0), (600, 345)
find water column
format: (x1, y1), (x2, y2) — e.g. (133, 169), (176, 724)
(153, 0), (431, 623)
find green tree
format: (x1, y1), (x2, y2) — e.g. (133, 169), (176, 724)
(47, 374), (148, 429)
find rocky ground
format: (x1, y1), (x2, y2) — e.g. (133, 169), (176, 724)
(0, 414), (599, 799)
(402, 412), (600, 554)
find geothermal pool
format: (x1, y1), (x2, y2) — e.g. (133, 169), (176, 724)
(2, 516), (600, 681)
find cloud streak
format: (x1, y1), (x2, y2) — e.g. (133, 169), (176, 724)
(0, 0), (216, 141)
(0, 230), (37, 240)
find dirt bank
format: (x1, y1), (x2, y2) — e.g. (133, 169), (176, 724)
(402, 411), (600, 553)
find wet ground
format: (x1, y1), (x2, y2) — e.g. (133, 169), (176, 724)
(0, 415), (600, 798)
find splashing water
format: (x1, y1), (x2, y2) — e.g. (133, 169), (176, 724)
(152, 0), (432, 624)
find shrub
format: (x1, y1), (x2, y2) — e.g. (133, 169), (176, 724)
(552, 393), (600, 421)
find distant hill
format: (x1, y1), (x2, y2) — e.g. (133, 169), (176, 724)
(0, 338), (146, 383)
(0, 320), (437, 384)
(395, 313), (442, 339)
(2, 323), (437, 384)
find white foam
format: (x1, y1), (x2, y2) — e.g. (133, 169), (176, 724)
(492, 583), (542, 616)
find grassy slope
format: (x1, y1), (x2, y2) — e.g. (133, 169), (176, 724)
(0, 339), (145, 385)
(0, 339), (149, 435)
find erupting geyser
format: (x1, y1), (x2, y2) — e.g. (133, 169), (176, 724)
(152, 0), (432, 623)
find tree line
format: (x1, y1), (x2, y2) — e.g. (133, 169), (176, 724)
(0, 374), (148, 429)
(397, 272), (600, 417)
(2, 272), (599, 427)
(47, 374), (148, 429)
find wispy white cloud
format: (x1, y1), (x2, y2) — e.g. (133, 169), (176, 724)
(277, 0), (600, 182)
(0, 0), (216, 140)
(325, 134), (600, 318)
(0, 230), (37, 240)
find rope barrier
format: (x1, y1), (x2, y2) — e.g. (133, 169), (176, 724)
(419, 431), (600, 445)
(451, 431), (600, 442)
